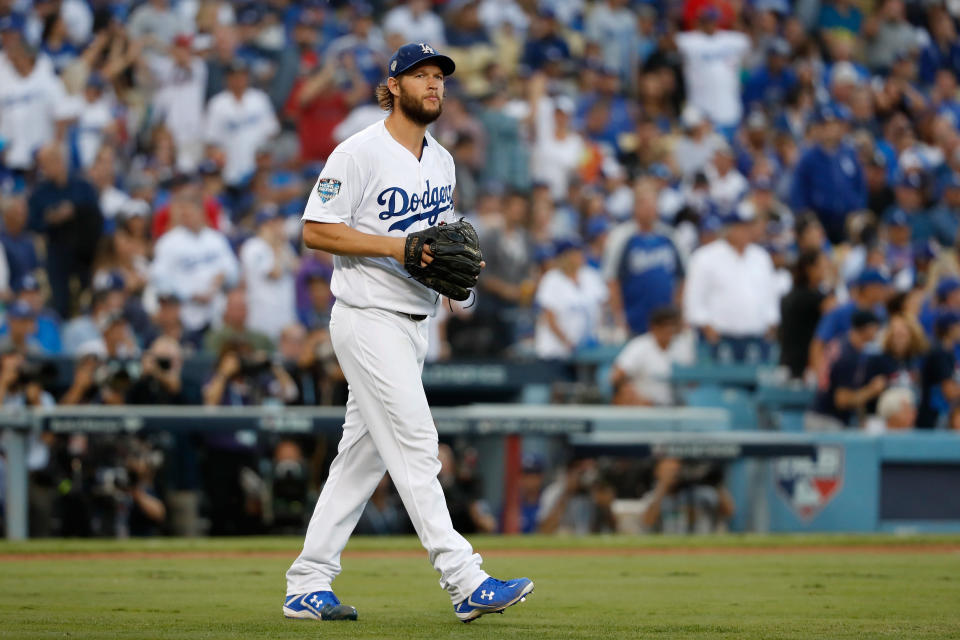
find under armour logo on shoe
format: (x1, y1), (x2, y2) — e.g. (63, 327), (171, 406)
(309, 595), (323, 607)
(480, 590), (494, 601)
(419, 43), (435, 55)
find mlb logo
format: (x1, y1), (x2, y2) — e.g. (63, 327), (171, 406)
(774, 446), (844, 521)
(317, 178), (342, 203)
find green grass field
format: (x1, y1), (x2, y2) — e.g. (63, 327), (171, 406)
(1, 535), (958, 639)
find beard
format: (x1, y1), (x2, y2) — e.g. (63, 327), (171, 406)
(397, 86), (443, 125)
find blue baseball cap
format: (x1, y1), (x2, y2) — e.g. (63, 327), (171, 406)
(751, 174), (775, 191)
(883, 208), (910, 227)
(16, 274), (40, 293)
(304, 261), (333, 281)
(699, 5), (720, 21)
(93, 271), (125, 293)
(585, 216), (610, 240)
(552, 237), (583, 256)
(812, 103), (849, 124)
(255, 204), (280, 226)
(388, 42), (455, 78)
(853, 268), (890, 288)
(895, 172), (924, 190)
(0, 13), (24, 33)
(722, 201), (756, 226)
(86, 72), (107, 91)
(648, 163), (672, 180)
(936, 277), (960, 302)
(936, 309), (960, 334)
(521, 453), (545, 474)
(766, 37), (791, 58)
(7, 300), (35, 320)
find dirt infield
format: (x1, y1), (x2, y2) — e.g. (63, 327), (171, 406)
(1, 543), (957, 562)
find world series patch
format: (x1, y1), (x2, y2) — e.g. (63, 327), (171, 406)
(317, 178), (342, 203)
(774, 445), (844, 521)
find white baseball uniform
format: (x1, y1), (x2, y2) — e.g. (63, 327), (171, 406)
(286, 119), (489, 603)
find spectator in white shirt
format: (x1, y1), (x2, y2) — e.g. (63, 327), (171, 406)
(675, 7), (750, 133)
(147, 34), (208, 172)
(0, 39), (76, 171)
(672, 105), (726, 180)
(478, 0), (529, 36)
(240, 206), (298, 342)
(534, 239), (608, 359)
(529, 83), (584, 201)
(127, 0), (190, 50)
(683, 202), (780, 355)
(383, 0), (446, 48)
(585, 0), (639, 87)
(705, 142), (748, 214)
(610, 306), (695, 406)
(204, 60), (280, 187)
(75, 73), (117, 169)
(149, 191), (239, 332)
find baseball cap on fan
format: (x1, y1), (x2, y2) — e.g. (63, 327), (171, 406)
(388, 42), (456, 78)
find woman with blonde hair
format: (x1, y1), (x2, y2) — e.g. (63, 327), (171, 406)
(864, 314), (929, 413)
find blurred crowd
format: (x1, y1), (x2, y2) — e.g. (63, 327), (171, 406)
(3, 0), (960, 535)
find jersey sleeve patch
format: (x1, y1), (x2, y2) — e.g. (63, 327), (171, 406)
(317, 178), (342, 203)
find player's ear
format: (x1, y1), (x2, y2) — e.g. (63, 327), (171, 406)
(387, 76), (400, 98)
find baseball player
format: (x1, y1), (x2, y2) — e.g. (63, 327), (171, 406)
(283, 42), (534, 623)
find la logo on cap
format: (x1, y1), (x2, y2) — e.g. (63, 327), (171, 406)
(419, 43), (434, 54)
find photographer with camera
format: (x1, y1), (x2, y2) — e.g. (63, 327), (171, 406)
(203, 338), (297, 406)
(123, 447), (167, 537)
(276, 323), (346, 406)
(537, 459), (617, 535)
(60, 340), (137, 406)
(127, 336), (185, 405)
(637, 457), (735, 534)
(0, 350), (56, 408)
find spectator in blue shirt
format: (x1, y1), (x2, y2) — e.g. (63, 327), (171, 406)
(883, 171), (933, 245)
(918, 310), (960, 428)
(931, 70), (960, 131)
(742, 39), (797, 113)
(918, 9), (960, 87)
(931, 174), (960, 248)
(818, 0), (863, 36)
(0, 194), (38, 289)
(0, 275), (61, 355)
(810, 309), (884, 429)
(0, 300), (46, 356)
(881, 208), (916, 288)
(27, 144), (103, 319)
(809, 268), (890, 375)
(607, 181), (684, 335)
(521, 12), (571, 72)
(790, 104), (867, 244)
(919, 277), (960, 338)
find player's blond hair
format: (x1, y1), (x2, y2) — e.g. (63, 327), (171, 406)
(376, 83), (394, 112)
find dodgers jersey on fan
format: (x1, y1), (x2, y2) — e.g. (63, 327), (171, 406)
(302, 119), (457, 316)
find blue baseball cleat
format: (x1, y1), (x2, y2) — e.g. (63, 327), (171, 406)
(454, 577), (535, 623)
(282, 591), (358, 621)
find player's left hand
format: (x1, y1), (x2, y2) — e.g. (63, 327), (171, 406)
(404, 219), (483, 301)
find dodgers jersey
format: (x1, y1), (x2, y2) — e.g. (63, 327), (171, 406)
(302, 119), (457, 316)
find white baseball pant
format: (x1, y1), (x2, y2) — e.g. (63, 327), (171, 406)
(285, 302), (489, 603)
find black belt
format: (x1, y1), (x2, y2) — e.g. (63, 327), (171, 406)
(399, 312), (428, 322)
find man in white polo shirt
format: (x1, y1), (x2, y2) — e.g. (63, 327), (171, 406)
(683, 201), (780, 361)
(204, 60), (280, 188)
(675, 6), (750, 135)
